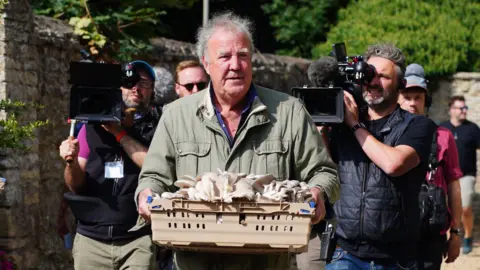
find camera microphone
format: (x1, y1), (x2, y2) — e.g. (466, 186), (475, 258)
(307, 56), (340, 87)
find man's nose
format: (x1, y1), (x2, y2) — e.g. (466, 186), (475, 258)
(230, 56), (241, 70)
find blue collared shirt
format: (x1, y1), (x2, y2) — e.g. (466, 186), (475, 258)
(210, 84), (258, 147)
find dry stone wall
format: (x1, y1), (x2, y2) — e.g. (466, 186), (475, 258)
(0, 0), (80, 268)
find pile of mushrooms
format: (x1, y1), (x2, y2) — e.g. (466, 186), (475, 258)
(160, 169), (312, 203)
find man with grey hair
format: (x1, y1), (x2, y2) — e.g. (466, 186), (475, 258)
(323, 44), (436, 269)
(135, 11), (340, 270)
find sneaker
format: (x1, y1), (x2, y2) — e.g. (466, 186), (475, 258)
(463, 237), (473, 254)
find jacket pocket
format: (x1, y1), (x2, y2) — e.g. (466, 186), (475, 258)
(253, 140), (289, 179)
(174, 141), (211, 176)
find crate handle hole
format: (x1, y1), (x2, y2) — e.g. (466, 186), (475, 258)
(202, 224), (205, 229)
(174, 223), (177, 228)
(197, 224), (200, 229)
(183, 223), (186, 229)
(270, 225), (274, 231)
(182, 213), (185, 218)
(256, 225), (259, 231)
(239, 214), (246, 225)
(168, 223), (171, 228)
(275, 226), (278, 231)
(261, 225), (265, 231)
(277, 215), (280, 220)
(257, 215), (260, 220)
(290, 226), (293, 232)
(188, 223), (191, 229)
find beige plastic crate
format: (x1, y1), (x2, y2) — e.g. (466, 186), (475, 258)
(149, 198), (315, 254)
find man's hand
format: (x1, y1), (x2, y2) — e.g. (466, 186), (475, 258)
(343, 91), (360, 128)
(101, 122), (123, 137)
(138, 188), (154, 223)
(59, 138), (79, 161)
(444, 234), (461, 263)
(310, 187), (326, 224)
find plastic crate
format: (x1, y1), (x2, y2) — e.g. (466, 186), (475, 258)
(149, 198), (315, 254)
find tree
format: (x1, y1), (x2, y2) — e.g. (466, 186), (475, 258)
(262, 0), (347, 58)
(313, 0), (480, 77)
(31, 0), (198, 61)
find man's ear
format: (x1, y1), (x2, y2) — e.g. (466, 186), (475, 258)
(202, 56), (210, 75)
(175, 84), (181, 96)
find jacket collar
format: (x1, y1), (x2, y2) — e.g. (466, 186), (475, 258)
(197, 83), (268, 121)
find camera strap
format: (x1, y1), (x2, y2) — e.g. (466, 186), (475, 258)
(427, 131), (443, 181)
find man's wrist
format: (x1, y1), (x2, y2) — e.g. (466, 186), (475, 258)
(450, 228), (461, 236)
(116, 130), (127, 142)
(350, 122), (366, 133)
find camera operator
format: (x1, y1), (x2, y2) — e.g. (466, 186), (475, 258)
(58, 60), (160, 269)
(398, 63), (462, 269)
(324, 44), (436, 269)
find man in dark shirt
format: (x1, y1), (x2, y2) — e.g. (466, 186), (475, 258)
(440, 95), (480, 254)
(325, 44), (436, 270)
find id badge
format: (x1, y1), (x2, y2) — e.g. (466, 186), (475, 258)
(105, 161), (124, 179)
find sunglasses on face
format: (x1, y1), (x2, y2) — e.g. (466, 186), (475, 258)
(453, 106), (469, 111)
(177, 82), (208, 91)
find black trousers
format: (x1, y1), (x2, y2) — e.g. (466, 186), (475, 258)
(417, 232), (447, 270)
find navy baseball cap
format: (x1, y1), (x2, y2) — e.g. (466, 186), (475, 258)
(130, 60), (156, 82)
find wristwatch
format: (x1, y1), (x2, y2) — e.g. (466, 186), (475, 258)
(450, 228), (461, 236)
(351, 122), (366, 133)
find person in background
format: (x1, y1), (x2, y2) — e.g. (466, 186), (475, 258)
(174, 60), (209, 98)
(440, 95), (480, 254)
(59, 60), (160, 269)
(399, 63), (462, 268)
(325, 44), (437, 270)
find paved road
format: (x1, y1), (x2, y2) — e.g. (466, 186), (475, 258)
(441, 241), (480, 270)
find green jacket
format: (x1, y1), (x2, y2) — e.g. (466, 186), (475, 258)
(134, 84), (339, 206)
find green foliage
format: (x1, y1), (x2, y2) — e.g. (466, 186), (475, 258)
(0, 100), (49, 150)
(31, 0), (197, 61)
(262, 0), (346, 58)
(313, 0), (480, 76)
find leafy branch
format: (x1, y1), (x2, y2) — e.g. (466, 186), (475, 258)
(32, 0), (193, 60)
(0, 100), (49, 151)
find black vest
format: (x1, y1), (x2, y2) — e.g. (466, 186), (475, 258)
(68, 107), (161, 241)
(331, 107), (426, 260)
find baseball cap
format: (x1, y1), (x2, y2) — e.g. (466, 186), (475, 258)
(405, 63), (427, 91)
(130, 60), (156, 82)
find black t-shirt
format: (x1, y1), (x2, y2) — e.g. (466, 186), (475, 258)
(365, 114), (436, 164)
(440, 120), (480, 176)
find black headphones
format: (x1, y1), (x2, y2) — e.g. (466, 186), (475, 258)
(425, 94), (432, 108)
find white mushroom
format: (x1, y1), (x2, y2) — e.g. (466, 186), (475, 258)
(286, 180), (300, 189)
(174, 179), (197, 189)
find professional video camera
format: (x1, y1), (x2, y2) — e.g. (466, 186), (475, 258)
(68, 50), (146, 123)
(292, 42), (376, 125)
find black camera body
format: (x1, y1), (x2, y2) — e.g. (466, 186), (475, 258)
(292, 43), (375, 125)
(68, 52), (143, 123)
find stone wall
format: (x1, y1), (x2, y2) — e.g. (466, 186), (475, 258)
(0, 0), (80, 269)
